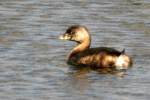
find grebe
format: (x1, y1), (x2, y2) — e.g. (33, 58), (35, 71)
(59, 25), (132, 70)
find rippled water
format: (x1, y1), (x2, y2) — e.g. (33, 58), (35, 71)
(0, 0), (150, 100)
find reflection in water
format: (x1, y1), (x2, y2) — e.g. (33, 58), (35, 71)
(69, 66), (127, 78)
(64, 66), (127, 96)
(68, 67), (91, 92)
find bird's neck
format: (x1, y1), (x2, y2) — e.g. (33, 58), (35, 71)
(69, 39), (91, 59)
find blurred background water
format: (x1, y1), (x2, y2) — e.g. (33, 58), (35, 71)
(0, 0), (150, 100)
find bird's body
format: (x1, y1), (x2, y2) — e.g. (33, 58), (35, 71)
(59, 25), (132, 70)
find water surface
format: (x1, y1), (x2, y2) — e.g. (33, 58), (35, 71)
(0, 0), (150, 100)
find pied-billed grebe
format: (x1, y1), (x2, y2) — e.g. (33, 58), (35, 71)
(59, 25), (132, 70)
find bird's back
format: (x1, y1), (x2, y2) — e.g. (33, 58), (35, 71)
(68, 47), (123, 68)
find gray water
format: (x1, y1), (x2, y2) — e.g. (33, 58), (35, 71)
(0, 0), (150, 100)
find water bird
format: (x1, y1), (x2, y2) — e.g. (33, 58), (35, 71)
(59, 25), (132, 70)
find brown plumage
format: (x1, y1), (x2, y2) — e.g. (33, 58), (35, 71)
(59, 25), (132, 70)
